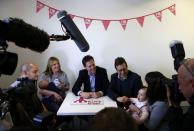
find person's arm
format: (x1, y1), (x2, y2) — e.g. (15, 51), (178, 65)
(144, 101), (168, 131)
(116, 96), (130, 103)
(60, 72), (70, 91)
(132, 75), (143, 97)
(72, 70), (84, 96)
(134, 106), (149, 125)
(39, 89), (62, 102)
(107, 74), (120, 100)
(100, 68), (110, 96)
(127, 103), (140, 113)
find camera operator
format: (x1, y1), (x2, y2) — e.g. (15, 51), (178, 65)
(8, 63), (45, 128)
(167, 58), (194, 131)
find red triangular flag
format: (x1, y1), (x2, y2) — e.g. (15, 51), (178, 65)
(36, 1), (45, 13)
(102, 20), (110, 30)
(136, 16), (145, 27)
(69, 14), (75, 20)
(84, 18), (93, 29)
(168, 4), (176, 15)
(154, 11), (162, 22)
(119, 19), (128, 30)
(48, 7), (58, 19)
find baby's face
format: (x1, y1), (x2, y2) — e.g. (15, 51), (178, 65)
(137, 89), (147, 102)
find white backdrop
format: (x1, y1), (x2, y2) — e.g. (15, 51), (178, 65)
(1, 0), (194, 89)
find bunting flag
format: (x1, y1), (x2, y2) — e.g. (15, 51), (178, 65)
(48, 7), (58, 19)
(154, 11), (162, 22)
(84, 18), (93, 29)
(36, 1), (45, 13)
(35, 0), (176, 30)
(168, 4), (176, 15)
(136, 16), (145, 27)
(102, 20), (111, 30)
(119, 19), (128, 30)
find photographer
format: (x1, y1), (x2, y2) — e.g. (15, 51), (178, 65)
(167, 58), (194, 131)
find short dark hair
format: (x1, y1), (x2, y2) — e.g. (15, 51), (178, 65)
(89, 107), (137, 131)
(114, 57), (128, 69)
(82, 55), (94, 67)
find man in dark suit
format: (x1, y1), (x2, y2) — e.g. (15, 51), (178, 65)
(72, 55), (109, 99)
(108, 57), (143, 108)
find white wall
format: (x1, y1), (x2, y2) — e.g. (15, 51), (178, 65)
(1, 0), (194, 88)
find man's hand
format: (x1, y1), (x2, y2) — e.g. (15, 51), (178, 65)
(80, 92), (91, 99)
(116, 96), (130, 103)
(90, 92), (102, 98)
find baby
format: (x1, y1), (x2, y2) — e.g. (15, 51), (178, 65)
(127, 87), (149, 125)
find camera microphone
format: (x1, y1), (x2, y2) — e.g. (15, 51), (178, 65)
(57, 10), (89, 52)
(0, 18), (50, 52)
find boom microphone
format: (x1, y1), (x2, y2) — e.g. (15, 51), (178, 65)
(57, 10), (89, 52)
(0, 18), (49, 52)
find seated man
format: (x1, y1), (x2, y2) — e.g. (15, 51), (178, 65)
(108, 57), (143, 108)
(72, 55), (109, 99)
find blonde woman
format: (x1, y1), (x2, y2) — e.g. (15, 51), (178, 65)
(38, 56), (69, 113)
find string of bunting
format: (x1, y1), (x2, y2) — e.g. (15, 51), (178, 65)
(35, 0), (176, 30)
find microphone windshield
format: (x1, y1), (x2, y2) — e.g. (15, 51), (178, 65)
(57, 10), (89, 52)
(0, 18), (50, 52)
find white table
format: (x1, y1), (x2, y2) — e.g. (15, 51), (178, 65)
(57, 92), (117, 116)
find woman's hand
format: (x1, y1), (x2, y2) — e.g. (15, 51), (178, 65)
(128, 104), (140, 113)
(52, 92), (63, 102)
(59, 83), (69, 90)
